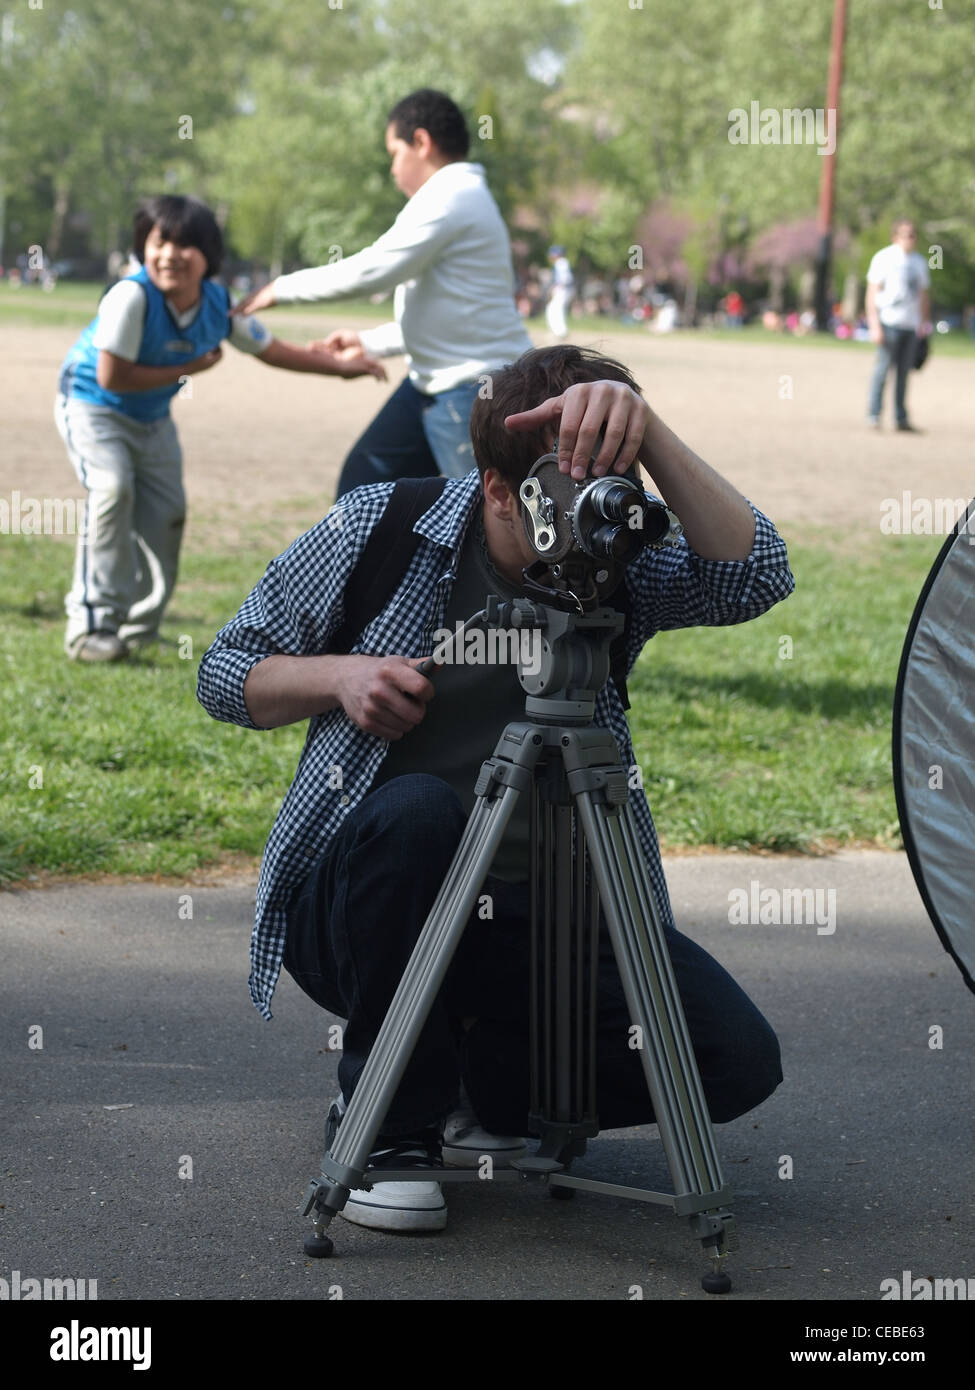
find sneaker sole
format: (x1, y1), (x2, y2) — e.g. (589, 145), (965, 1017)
(341, 1192), (447, 1233)
(67, 644), (128, 663)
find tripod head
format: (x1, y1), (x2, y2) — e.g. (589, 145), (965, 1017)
(421, 439), (682, 721)
(483, 594), (624, 725)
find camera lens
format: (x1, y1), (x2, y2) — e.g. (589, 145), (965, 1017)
(591, 481), (634, 523)
(588, 524), (630, 560)
(640, 504), (671, 545)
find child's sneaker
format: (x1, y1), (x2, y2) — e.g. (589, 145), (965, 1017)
(66, 632), (127, 662)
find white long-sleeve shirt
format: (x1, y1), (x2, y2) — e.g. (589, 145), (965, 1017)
(272, 161), (531, 393)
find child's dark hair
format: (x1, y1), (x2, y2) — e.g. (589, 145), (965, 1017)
(133, 196), (224, 277)
(469, 346), (643, 492)
(387, 89), (470, 159)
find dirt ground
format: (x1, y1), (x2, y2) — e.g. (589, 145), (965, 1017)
(3, 313), (974, 537)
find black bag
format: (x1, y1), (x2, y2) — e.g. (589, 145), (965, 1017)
(913, 334), (930, 370)
(330, 476), (633, 708)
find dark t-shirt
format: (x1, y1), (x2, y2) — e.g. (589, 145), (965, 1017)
(370, 501), (532, 881)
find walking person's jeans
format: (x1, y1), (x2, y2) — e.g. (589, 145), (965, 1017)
(283, 774), (783, 1137)
(335, 378), (480, 496)
(868, 325), (917, 425)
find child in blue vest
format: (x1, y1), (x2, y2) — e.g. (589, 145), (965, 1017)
(57, 194), (386, 662)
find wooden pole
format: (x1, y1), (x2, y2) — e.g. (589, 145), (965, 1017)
(814, 0), (848, 330)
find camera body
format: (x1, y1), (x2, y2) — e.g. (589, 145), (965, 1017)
(518, 450), (681, 603)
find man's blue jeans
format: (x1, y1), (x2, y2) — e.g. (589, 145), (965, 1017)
(868, 326), (917, 424)
(335, 378), (480, 497)
(283, 775), (783, 1137)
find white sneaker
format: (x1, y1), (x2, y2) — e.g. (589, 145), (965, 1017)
(325, 1104), (447, 1233)
(66, 631), (127, 662)
(442, 1098), (527, 1169)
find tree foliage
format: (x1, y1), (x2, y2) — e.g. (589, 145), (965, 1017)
(3, 0), (973, 304)
(563, 0), (975, 301)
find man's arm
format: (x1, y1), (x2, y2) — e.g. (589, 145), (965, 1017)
(506, 379), (755, 557)
(865, 281), (884, 344)
(197, 494), (436, 740)
(243, 652), (433, 737)
(636, 411), (754, 560)
(505, 380), (794, 643)
(231, 200), (456, 316)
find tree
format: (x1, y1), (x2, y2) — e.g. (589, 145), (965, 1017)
(561, 0), (975, 300)
(2, 1), (247, 264)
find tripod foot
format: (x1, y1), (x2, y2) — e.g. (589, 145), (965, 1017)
(701, 1269), (732, 1294)
(303, 1232), (335, 1258)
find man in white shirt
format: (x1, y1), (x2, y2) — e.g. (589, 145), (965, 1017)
(234, 90), (532, 494)
(865, 219), (932, 432)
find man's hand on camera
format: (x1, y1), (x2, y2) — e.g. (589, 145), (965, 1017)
(504, 381), (650, 482)
(338, 654), (436, 741)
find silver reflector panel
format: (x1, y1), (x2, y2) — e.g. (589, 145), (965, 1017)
(893, 502), (975, 995)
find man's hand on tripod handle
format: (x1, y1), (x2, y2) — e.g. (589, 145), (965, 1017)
(332, 654), (439, 740)
(244, 652), (434, 739)
(505, 379), (756, 562)
(416, 609), (488, 679)
(243, 613), (489, 737)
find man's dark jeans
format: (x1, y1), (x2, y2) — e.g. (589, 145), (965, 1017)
(868, 325), (917, 425)
(283, 774), (783, 1137)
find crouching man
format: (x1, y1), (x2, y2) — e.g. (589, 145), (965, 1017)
(197, 345), (795, 1233)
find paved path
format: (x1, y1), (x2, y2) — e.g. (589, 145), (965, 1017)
(2, 850), (972, 1301)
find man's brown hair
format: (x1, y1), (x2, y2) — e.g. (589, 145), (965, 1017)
(469, 345), (643, 493)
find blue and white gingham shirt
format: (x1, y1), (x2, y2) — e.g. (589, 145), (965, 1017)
(197, 471), (795, 1019)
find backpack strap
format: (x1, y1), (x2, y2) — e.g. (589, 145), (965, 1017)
(330, 476), (449, 654)
(608, 578), (632, 711)
(330, 473), (633, 709)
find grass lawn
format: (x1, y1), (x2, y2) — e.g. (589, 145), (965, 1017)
(0, 519), (941, 883)
(627, 530), (934, 852)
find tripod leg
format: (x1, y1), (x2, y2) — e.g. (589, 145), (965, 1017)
(527, 761), (600, 1168)
(573, 790), (736, 1285)
(303, 754), (536, 1249)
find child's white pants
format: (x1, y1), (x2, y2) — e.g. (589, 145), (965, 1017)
(55, 395), (185, 649)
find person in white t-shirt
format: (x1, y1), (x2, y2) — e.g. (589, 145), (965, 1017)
(233, 90), (532, 495)
(865, 219), (932, 432)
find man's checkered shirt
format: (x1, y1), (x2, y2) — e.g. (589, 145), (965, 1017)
(197, 470), (794, 1019)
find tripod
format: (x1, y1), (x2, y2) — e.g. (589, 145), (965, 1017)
(301, 594), (738, 1294)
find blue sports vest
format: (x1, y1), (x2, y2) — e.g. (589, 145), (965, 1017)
(58, 266), (232, 422)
